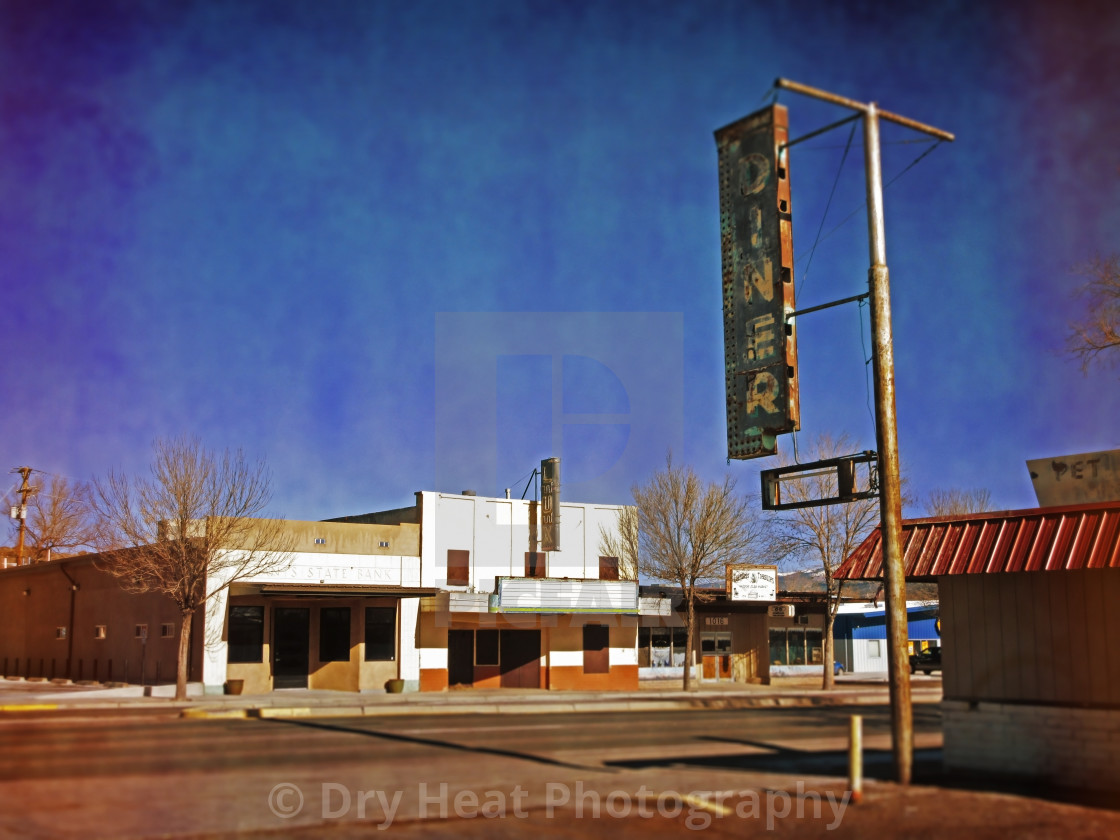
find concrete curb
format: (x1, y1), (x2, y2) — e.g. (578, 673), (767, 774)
(2, 684), (944, 719)
(155, 688), (944, 721)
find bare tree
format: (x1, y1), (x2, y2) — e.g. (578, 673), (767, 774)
(770, 432), (881, 690)
(602, 454), (765, 690)
(1066, 254), (1120, 373)
(89, 436), (293, 700)
(924, 487), (993, 517)
(8, 474), (96, 562)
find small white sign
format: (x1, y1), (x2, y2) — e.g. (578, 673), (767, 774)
(768, 604), (795, 618)
(728, 564), (778, 601)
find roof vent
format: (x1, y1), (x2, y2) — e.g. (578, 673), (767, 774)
(462, 489), (476, 496)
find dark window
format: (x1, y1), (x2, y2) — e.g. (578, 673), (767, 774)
(637, 626), (651, 667)
(525, 552), (546, 578)
(447, 549), (470, 586)
(806, 629), (823, 665)
(476, 629), (499, 666)
(364, 606), (396, 661)
(769, 628), (787, 665)
(672, 627), (688, 667)
(598, 556), (620, 580)
(228, 606), (264, 663)
(319, 607), (351, 663)
(583, 624), (610, 674)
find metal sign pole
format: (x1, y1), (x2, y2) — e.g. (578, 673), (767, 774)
(774, 78), (953, 785)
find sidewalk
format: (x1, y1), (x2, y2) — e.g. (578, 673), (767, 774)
(0, 673), (943, 719)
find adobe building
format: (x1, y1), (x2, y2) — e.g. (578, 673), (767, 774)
(0, 490), (639, 694)
(0, 552), (204, 686)
(836, 500), (1120, 791)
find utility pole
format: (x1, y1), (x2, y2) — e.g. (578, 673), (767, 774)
(775, 78), (953, 785)
(11, 466), (35, 566)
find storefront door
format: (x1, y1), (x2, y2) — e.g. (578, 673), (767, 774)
(273, 607), (310, 689)
(499, 630), (540, 688)
(448, 629), (474, 687)
(701, 631), (732, 681)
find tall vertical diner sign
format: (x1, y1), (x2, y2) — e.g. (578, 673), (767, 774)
(540, 457), (560, 551)
(715, 105), (799, 459)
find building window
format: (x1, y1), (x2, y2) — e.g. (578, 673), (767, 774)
(768, 628), (825, 666)
(228, 606), (264, 663)
(769, 628), (787, 665)
(447, 549), (470, 586)
(583, 624), (610, 674)
(701, 632), (731, 654)
(364, 606), (396, 661)
(56, 627), (68, 640)
(314, 538), (326, 544)
(868, 639), (882, 658)
(94, 625), (107, 640)
(476, 629), (499, 666)
(598, 556), (620, 581)
(806, 629), (823, 665)
(379, 540), (390, 548)
(524, 552), (546, 578)
(319, 607), (351, 663)
(161, 623), (175, 639)
(135, 624), (148, 640)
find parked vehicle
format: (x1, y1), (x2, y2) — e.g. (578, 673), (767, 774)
(909, 647), (941, 675)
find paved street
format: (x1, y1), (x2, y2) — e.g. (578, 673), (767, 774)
(2, 692), (1120, 838)
(0, 703), (932, 837)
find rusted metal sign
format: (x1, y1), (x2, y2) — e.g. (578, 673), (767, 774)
(715, 104), (799, 459)
(1027, 449), (1120, 507)
(540, 457), (560, 551)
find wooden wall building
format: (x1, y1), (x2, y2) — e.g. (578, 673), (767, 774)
(838, 501), (1120, 791)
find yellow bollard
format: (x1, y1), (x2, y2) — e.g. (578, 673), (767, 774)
(849, 714), (863, 804)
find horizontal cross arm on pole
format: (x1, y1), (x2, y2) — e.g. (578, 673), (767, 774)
(775, 78), (955, 142)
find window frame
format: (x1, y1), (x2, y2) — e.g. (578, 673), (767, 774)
(524, 551), (546, 578)
(598, 556), (620, 581)
(363, 606), (397, 662)
(228, 606), (265, 664)
(446, 549), (470, 586)
(475, 629), (500, 666)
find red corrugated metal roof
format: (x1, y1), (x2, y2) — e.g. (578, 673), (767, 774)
(836, 501), (1120, 580)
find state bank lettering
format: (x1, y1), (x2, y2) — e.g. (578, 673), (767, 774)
(290, 566), (395, 582)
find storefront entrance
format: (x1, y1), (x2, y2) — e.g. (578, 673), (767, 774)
(499, 630), (540, 688)
(448, 629), (474, 687)
(273, 607), (310, 689)
(701, 631), (732, 681)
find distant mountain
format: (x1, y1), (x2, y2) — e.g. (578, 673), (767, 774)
(780, 567), (937, 602)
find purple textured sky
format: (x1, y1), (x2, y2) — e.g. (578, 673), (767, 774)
(2, 0), (1117, 521)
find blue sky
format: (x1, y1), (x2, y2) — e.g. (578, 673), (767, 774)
(2, 0), (1117, 520)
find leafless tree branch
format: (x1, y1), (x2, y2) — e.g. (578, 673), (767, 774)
(601, 453), (766, 690)
(89, 435), (293, 699)
(1066, 254), (1120, 374)
(770, 432), (881, 690)
(10, 475), (97, 562)
(924, 487), (993, 517)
